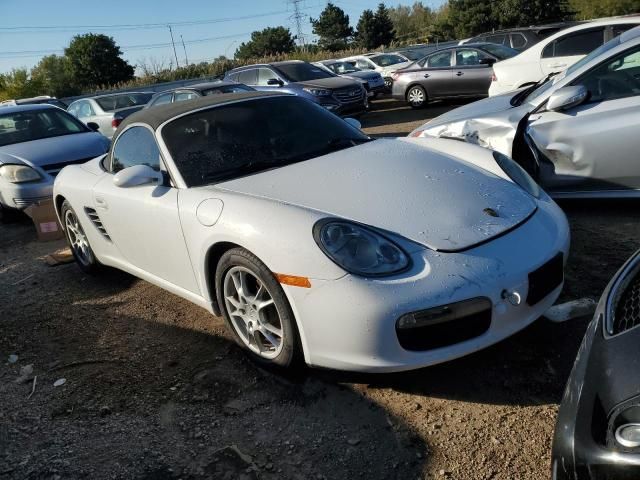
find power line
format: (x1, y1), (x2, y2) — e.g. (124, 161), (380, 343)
(288, 0), (308, 49)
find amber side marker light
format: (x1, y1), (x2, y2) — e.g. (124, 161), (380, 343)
(275, 273), (312, 288)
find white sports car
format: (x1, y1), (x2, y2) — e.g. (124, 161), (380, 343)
(53, 92), (570, 372)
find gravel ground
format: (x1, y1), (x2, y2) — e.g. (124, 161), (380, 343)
(1, 97), (640, 480)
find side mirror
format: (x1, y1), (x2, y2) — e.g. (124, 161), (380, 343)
(546, 85), (588, 112)
(113, 164), (163, 188)
(344, 117), (362, 130)
(479, 57), (496, 66)
(267, 78), (283, 86)
(87, 122), (100, 132)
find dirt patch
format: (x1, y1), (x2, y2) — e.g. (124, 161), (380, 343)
(1, 100), (639, 479)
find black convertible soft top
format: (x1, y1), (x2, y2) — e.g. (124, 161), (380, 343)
(114, 91), (287, 136)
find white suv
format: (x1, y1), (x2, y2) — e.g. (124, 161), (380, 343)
(489, 17), (640, 96)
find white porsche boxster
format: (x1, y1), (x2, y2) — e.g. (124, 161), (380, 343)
(53, 92), (570, 372)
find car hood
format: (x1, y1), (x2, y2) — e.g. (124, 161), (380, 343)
(296, 77), (361, 89)
(343, 71), (381, 81)
(0, 132), (110, 168)
(411, 91), (531, 156)
(216, 138), (537, 252)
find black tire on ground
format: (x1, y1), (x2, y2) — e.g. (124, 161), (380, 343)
(61, 200), (101, 274)
(215, 247), (302, 369)
(407, 85), (428, 109)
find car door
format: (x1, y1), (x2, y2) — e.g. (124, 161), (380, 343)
(417, 50), (454, 98)
(254, 67), (290, 92)
(528, 44), (640, 193)
(451, 48), (494, 96)
(540, 27), (605, 76)
(92, 125), (200, 293)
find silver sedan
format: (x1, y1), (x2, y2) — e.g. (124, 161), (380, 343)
(411, 27), (640, 198)
(67, 92), (152, 139)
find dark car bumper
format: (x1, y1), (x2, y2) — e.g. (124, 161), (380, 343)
(552, 250), (640, 479)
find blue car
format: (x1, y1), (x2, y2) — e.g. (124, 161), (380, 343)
(224, 60), (368, 117)
(0, 104), (110, 220)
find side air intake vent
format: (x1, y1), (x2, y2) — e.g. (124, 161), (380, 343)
(84, 207), (110, 241)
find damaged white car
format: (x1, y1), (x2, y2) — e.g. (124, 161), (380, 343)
(411, 27), (640, 198)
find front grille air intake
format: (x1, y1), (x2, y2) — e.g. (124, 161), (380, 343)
(612, 274), (640, 335)
(84, 207), (110, 241)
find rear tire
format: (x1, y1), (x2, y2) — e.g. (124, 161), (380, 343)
(407, 85), (427, 109)
(61, 200), (101, 274)
(216, 247), (301, 369)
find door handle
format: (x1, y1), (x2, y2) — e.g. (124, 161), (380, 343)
(423, 73), (430, 78)
(456, 71), (464, 76)
(95, 196), (108, 209)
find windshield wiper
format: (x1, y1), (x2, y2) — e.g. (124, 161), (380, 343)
(510, 72), (559, 107)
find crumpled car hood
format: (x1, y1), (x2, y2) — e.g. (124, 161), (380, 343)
(215, 138), (537, 252)
(412, 90), (531, 156)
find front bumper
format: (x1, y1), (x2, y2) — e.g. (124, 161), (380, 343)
(0, 177), (53, 210)
(283, 196), (570, 372)
(551, 250), (640, 479)
(321, 100), (368, 117)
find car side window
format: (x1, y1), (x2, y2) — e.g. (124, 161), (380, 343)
(576, 46), (640, 103)
(426, 51), (452, 68)
(111, 126), (161, 173)
(174, 91), (199, 102)
(543, 28), (605, 58)
(486, 34), (507, 45)
(511, 33), (527, 49)
(68, 103), (79, 116)
(237, 69), (258, 85)
(356, 59), (373, 70)
(455, 49), (487, 67)
(77, 101), (94, 118)
(151, 93), (173, 106)
(256, 68), (278, 86)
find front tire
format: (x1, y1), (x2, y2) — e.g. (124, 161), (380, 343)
(61, 200), (100, 274)
(407, 85), (427, 109)
(215, 248), (301, 369)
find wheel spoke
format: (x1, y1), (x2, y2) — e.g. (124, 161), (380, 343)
(261, 322), (282, 338)
(256, 298), (274, 312)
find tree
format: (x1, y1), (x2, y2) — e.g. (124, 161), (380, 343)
(446, 0), (496, 38)
(388, 2), (436, 44)
(235, 27), (295, 60)
(497, 0), (572, 28)
(64, 33), (134, 89)
(0, 69), (43, 101)
(310, 3), (354, 51)
(355, 4), (396, 49)
(569, 0), (639, 19)
(30, 55), (79, 97)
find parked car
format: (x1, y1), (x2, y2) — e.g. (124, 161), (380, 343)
(410, 27), (640, 198)
(53, 91), (569, 372)
(313, 60), (386, 97)
(489, 17), (640, 96)
(0, 96), (68, 109)
(145, 81), (255, 109)
(341, 53), (413, 90)
(224, 61), (367, 116)
(461, 22), (579, 52)
(67, 92), (153, 139)
(552, 248), (640, 479)
(0, 104), (110, 221)
(391, 43), (519, 108)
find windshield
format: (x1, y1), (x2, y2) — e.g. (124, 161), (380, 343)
(161, 96), (371, 187)
(370, 54), (406, 67)
(95, 93), (153, 112)
(481, 43), (519, 60)
(274, 63), (335, 82)
(396, 50), (424, 61)
(0, 108), (87, 147)
(325, 62), (359, 74)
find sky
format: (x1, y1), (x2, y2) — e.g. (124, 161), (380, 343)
(0, 0), (446, 74)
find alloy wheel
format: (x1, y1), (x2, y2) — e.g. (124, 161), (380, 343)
(408, 87), (425, 107)
(223, 266), (284, 359)
(64, 209), (92, 267)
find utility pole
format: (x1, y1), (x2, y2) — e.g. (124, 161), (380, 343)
(180, 34), (189, 66)
(288, 0), (306, 50)
(168, 25), (180, 69)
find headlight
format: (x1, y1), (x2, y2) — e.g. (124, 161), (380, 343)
(303, 87), (332, 97)
(0, 164), (41, 183)
(314, 220), (410, 276)
(492, 151), (540, 198)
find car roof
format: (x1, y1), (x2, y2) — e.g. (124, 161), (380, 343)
(115, 91), (286, 133)
(153, 81), (243, 96)
(470, 22), (579, 36)
(85, 91), (152, 100)
(227, 60), (305, 72)
(0, 103), (59, 114)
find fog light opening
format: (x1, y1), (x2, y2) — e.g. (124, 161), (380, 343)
(615, 423), (640, 449)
